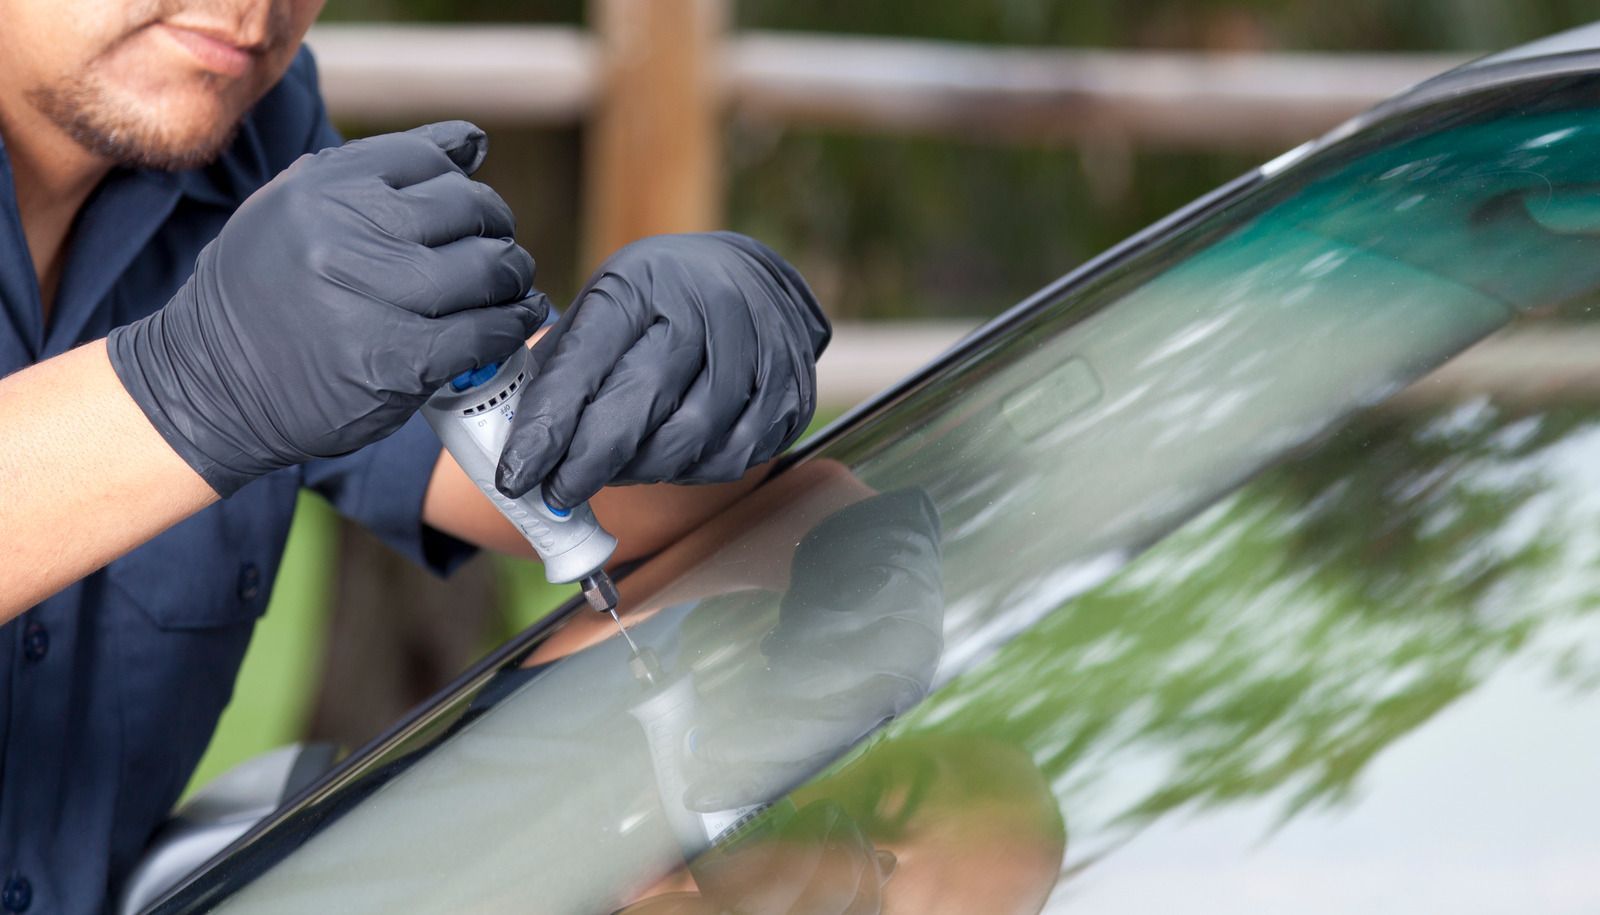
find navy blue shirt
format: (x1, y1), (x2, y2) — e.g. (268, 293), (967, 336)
(0, 50), (468, 914)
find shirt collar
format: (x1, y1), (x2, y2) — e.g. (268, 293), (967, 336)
(1, 111), (264, 359)
(168, 159), (246, 209)
(44, 166), (184, 355)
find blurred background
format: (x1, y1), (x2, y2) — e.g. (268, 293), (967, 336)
(189, 0), (1598, 792)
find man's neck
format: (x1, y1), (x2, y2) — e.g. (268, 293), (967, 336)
(0, 102), (112, 324)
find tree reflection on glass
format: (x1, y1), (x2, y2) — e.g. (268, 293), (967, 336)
(861, 401), (1600, 880)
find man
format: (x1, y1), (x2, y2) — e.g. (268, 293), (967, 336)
(0, 1), (829, 912)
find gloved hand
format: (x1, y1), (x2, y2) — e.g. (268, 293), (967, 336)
(108, 120), (547, 496)
(493, 232), (831, 509)
(685, 489), (944, 813)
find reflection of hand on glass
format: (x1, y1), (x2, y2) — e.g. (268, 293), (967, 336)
(685, 488), (945, 812)
(526, 458), (876, 665)
(792, 735), (1066, 915)
(621, 734), (1064, 915)
(618, 801), (894, 915)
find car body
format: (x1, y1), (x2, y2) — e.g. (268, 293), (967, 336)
(141, 20), (1600, 914)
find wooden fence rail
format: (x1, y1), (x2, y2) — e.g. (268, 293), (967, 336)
(307, 23), (1465, 151)
(724, 37), (1465, 151)
(305, 25), (596, 122)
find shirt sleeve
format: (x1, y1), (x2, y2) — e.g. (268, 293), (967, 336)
(302, 414), (478, 576)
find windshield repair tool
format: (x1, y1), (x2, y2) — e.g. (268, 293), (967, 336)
(422, 345), (623, 622)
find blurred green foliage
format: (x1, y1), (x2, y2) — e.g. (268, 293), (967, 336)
(883, 401), (1600, 853)
(320, 0), (1595, 50)
(732, 0), (1591, 50)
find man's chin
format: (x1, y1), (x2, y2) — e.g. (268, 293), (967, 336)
(114, 84), (251, 165)
(33, 84), (243, 171)
(132, 123), (241, 172)
(90, 121), (238, 172)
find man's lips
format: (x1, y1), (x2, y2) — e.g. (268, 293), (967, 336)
(154, 22), (260, 78)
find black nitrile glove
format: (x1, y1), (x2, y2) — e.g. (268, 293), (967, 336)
(109, 121), (547, 496)
(494, 232), (831, 509)
(685, 490), (944, 813)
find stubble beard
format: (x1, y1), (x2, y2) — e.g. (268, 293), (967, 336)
(20, 0), (293, 172)
(26, 65), (242, 172)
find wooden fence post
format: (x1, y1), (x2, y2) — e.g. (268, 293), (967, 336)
(583, 0), (728, 273)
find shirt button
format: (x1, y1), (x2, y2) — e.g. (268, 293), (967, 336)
(1, 874), (32, 913)
(237, 562), (262, 602)
(21, 622), (48, 663)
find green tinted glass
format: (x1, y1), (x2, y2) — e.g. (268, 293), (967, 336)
(790, 86), (1600, 912)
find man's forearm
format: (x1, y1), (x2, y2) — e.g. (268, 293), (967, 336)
(0, 340), (216, 621)
(422, 452), (775, 567)
(589, 466), (777, 564)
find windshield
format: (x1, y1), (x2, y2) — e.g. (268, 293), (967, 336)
(157, 72), (1600, 914)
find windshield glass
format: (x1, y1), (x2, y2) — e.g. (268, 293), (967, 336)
(159, 73), (1600, 914)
